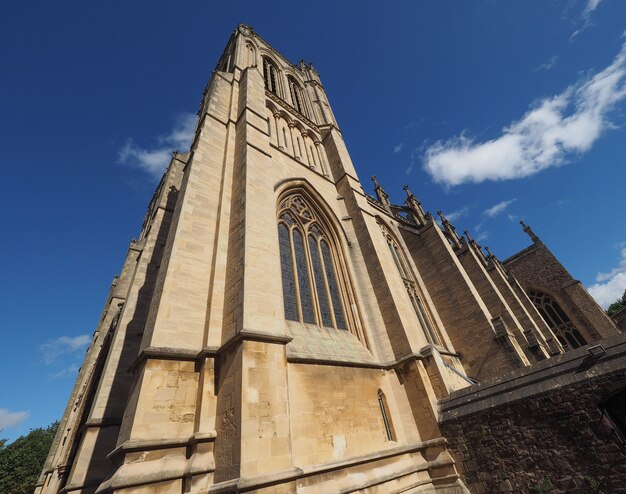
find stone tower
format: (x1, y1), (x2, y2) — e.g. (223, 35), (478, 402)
(36, 25), (623, 494)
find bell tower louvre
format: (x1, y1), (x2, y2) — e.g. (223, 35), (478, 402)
(36, 24), (626, 494)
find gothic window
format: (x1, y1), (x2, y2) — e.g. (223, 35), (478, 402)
(380, 222), (443, 347)
(378, 390), (396, 441)
(602, 388), (626, 442)
(277, 194), (348, 330)
(528, 290), (587, 351)
(263, 57), (279, 94)
(288, 76), (305, 114)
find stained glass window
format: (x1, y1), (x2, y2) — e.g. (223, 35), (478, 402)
(276, 194), (352, 331)
(278, 224), (298, 321)
(309, 236), (332, 327)
(528, 290), (587, 350)
(321, 241), (347, 329)
(293, 229), (315, 324)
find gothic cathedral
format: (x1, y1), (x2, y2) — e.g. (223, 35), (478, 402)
(37, 25), (626, 494)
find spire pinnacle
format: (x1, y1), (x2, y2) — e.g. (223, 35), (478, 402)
(371, 176), (391, 209)
(403, 185), (428, 226)
(437, 211), (463, 248)
(520, 220), (540, 244)
(465, 230), (488, 264)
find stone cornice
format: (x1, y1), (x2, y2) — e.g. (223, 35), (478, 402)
(129, 330), (294, 372)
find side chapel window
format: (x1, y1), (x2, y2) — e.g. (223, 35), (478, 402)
(603, 388), (626, 442)
(263, 57), (279, 95)
(380, 223), (442, 346)
(528, 290), (587, 350)
(278, 194), (348, 330)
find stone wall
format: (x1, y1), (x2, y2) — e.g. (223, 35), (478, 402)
(440, 335), (626, 494)
(614, 307), (626, 332)
(504, 242), (618, 342)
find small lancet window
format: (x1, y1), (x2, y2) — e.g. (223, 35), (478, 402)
(263, 58), (279, 94)
(277, 194), (349, 330)
(528, 290), (587, 351)
(378, 390), (396, 441)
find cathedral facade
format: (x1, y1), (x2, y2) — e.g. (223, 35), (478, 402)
(37, 25), (625, 494)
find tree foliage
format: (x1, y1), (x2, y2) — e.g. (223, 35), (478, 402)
(607, 289), (626, 317)
(0, 421), (58, 494)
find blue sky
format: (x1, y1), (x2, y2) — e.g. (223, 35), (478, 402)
(1, 0), (625, 441)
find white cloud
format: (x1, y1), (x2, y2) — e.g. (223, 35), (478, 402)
(0, 409), (30, 430)
(443, 205), (471, 223)
(40, 334), (91, 365)
(394, 142), (404, 153)
(570, 0), (604, 40)
(534, 55), (559, 72)
(484, 199), (517, 218)
(118, 112), (196, 179)
(423, 38), (626, 186)
(588, 246), (626, 308)
(49, 364), (80, 380)
(582, 0), (603, 18)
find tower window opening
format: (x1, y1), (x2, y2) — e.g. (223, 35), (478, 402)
(263, 58), (279, 94)
(277, 194), (349, 330)
(528, 290), (587, 350)
(289, 77), (304, 114)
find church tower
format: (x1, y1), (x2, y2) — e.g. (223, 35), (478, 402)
(36, 25), (621, 494)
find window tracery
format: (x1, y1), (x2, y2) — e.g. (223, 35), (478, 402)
(528, 290), (587, 350)
(277, 194), (348, 330)
(379, 222), (443, 346)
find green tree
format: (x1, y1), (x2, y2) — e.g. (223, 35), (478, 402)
(607, 288), (626, 317)
(0, 422), (58, 494)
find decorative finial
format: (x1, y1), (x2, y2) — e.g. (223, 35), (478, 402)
(403, 185), (428, 226)
(371, 176), (390, 208)
(520, 220), (540, 243)
(438, 211), (463, 248)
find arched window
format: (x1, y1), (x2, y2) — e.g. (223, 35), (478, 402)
(263, 57), (279, 95)
(528, 290), (587, 351)
(602, 388), (626, 442)
(288, 76), (305, 114)
(277, 194), (348, 330)
(378, 390), (396, 441)
(380, 222), (443, 347)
